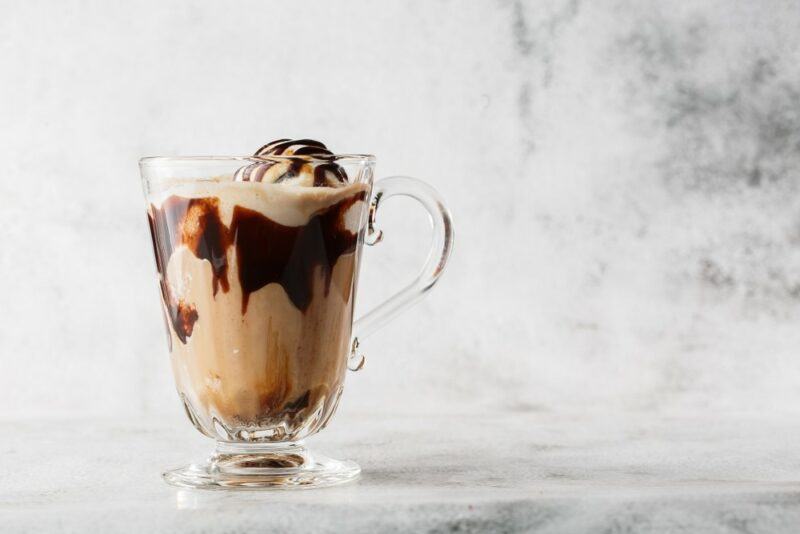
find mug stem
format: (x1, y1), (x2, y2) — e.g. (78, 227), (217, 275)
(162, 440), (359, 489)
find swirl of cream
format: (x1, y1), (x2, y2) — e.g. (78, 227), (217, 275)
(233, 139), (348, 187)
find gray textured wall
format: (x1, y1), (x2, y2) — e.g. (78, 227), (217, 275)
(2, 0), (799, 419)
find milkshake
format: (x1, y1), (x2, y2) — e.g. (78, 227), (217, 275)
(146, 140), (369, 442)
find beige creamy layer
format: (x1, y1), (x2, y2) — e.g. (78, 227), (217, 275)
(149, 180), (368, 440)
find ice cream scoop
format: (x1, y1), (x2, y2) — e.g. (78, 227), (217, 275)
(233, 138), (348, 187)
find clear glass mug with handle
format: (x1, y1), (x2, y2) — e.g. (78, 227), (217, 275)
(139, 147), (453, 489)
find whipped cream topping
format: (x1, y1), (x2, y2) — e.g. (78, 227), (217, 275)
(233, 138), (348, 187)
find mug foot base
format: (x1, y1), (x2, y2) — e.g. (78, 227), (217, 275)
(162, 441), (360, 490)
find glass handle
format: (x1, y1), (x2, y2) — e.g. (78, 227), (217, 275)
(348, 176), (454, 369)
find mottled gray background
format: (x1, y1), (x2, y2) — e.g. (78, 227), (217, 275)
(2, 0), (799, 420)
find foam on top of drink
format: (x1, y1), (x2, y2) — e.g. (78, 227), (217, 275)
(233, 139), (349, 187)
(149, 138), (367, 226)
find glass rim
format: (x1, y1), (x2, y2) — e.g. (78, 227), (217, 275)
(139, 154), (376, 166)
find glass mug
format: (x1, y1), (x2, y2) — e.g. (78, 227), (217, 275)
(139, 153), (453, 489)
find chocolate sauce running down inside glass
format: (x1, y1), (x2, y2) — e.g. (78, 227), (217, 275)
(149, 197), (230, 295)
(231, 191), (365, 313)
(148, 197), (230, 344)
(147, 190), (366, 342)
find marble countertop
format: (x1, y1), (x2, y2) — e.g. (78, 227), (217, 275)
(4, 411), (800, 533)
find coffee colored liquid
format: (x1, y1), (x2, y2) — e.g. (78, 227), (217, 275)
(147, 182), (368, 442)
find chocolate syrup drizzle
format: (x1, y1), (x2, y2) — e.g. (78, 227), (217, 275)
(233, 138), (348, 185)
(231, 192), (366, 313)
(254, 139), (329, 156)
(147, 190), (366, 344)
(148, 203), (202, 344)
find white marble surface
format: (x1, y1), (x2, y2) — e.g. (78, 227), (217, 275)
(4, 411), (800, 533)
(3, 0), (800, 421)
